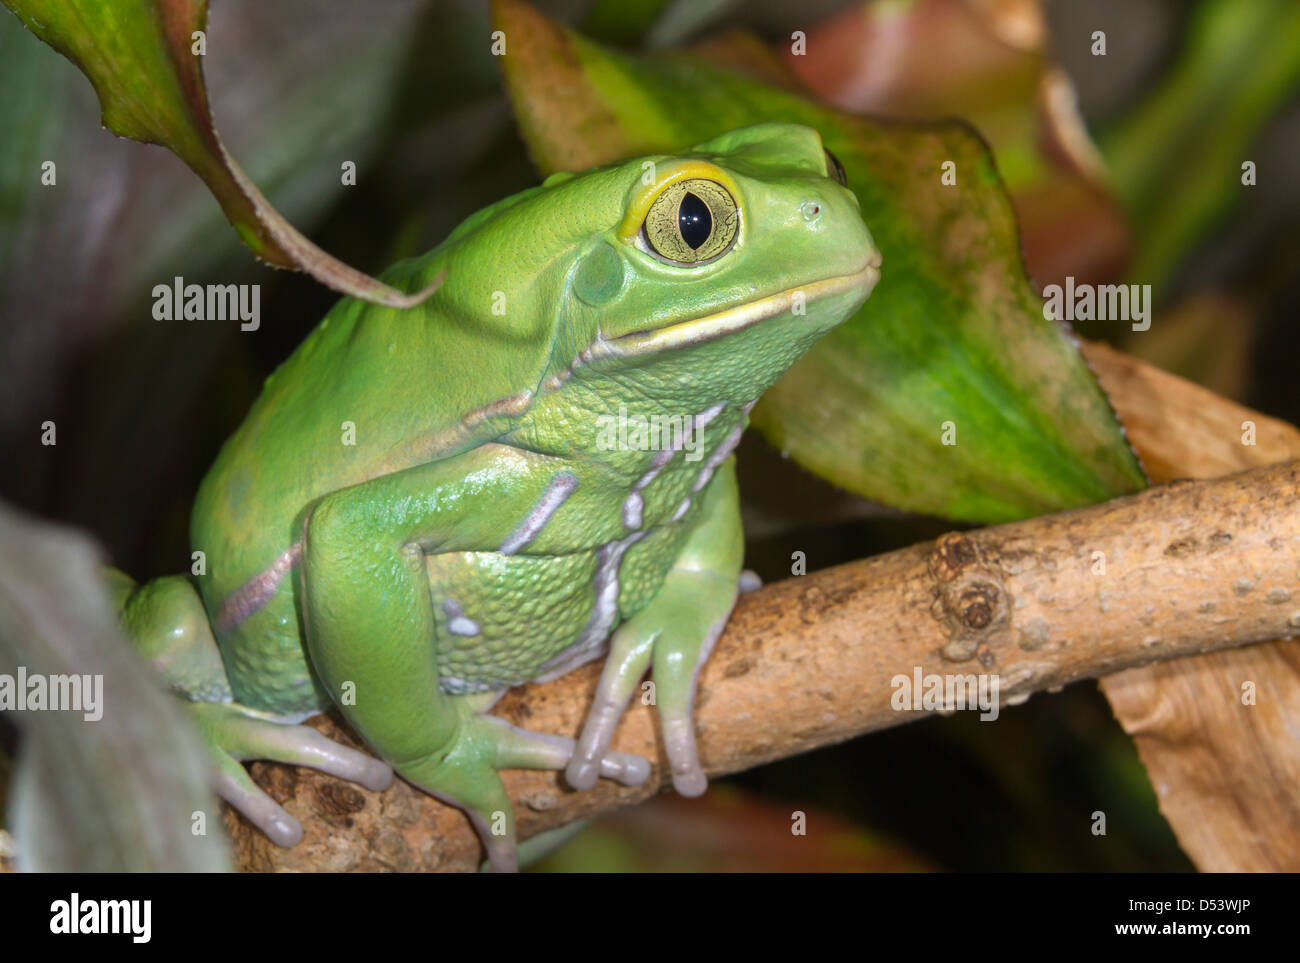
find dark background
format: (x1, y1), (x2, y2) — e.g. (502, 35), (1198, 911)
(2, 0), (1295, 870)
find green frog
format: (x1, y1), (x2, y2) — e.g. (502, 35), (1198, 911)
(112, 122), (881, 870)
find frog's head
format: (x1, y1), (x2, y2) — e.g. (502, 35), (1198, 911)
(555, 123), (879, 407)
(427, 123), (879, 414)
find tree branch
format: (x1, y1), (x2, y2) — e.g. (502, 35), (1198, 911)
(230, 348), (1300, 872)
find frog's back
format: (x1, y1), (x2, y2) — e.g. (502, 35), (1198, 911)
(189, 185), (581, 710)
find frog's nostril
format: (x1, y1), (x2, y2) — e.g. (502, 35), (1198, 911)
(800, 200), (821, 222)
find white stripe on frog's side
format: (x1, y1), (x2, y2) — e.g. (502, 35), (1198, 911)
(690, 399), (755, 493)
(693, 402), (728, 436)
(540, 402), (739, 682)
(442, 675), (482, 694)
(621, 402), (727, 533)
(622, 492), (645, 531)
(534, 530), (645, 683)
(442, 599), (481, 637)
(269, 707), (324, 725)
(692, 420), (745, 493)
(215, 541), (304, 633)
(499, 471), (579, 555)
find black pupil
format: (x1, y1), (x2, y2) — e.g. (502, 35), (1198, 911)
(678, 192), (712, 250)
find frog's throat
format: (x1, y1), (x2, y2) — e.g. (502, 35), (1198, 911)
(593, 258), (880, 359)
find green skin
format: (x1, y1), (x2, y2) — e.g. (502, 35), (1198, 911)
(112, 123), (880, 871)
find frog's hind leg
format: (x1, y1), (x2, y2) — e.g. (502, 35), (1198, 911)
(296, 451), (666, 872)
(400, 691), (649, 871)
(110, 570), (393, 846)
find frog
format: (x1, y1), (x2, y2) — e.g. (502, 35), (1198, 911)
(110, 122), (881, 871)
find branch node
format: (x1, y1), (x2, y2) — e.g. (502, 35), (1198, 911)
(930, 533), (1011, 660)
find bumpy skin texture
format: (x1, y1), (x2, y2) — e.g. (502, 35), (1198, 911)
(119, 123), (880, 870)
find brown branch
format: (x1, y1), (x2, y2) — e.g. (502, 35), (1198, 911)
(231, 348), (1300, 872)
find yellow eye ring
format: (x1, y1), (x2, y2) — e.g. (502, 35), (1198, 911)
(641, 178), (739, 265)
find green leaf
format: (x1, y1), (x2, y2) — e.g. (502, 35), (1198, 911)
(493, 0), (1145, 523)
(1, 0), (438, 307)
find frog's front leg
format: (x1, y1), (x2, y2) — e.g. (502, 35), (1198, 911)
(298, 447), (646, 871)
(567, 455), (743, 796)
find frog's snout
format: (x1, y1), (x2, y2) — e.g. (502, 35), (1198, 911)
(795, 186), (880, 283)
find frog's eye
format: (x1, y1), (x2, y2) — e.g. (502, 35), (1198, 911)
(824, 148), (848, 187)
(642, 178), (739, 265)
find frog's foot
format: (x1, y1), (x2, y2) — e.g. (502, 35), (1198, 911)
(192, 702), (394, 847)
(566, 569), (738, 798)
(481, 714), (651, 786)
(397, 705), (650, 872)
(738, 569), (763, 594)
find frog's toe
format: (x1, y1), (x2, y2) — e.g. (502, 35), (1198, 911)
(566, 716), (654, 790)
(567, 630), (659, 791)
(399, 743), (520, 873)
(482, 715), (650, 787)
(463, 807), (518, 873)
(649, 604), (731, 799)
(190, 702), (394, 847)
(246, 717), (394, 792)
(604, 750), (652, 787)
(194, 702), (394, 793)
(738, 569), (763, 594)
(566, 761), (599, 792)
(212, 750), (304, 847)
(661, 714), (708, 797)
(565, 743), (651, 790)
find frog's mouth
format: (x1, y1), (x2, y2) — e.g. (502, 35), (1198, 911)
(594, 255), (881, 358)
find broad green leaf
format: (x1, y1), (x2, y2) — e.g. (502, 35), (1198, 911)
(2, 0), (438, 307)
(494, 0), (1145, 523)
